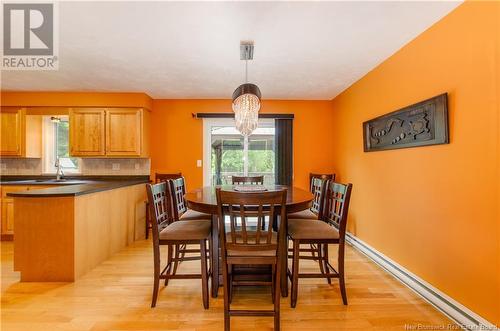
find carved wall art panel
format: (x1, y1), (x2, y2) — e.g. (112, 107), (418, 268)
(363, 93), (449, 152)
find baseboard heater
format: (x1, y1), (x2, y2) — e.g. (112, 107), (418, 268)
(345, 233), (496, 331)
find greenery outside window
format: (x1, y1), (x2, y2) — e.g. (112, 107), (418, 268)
(43, 116), (81, 174)
(204, 118), (275, 186)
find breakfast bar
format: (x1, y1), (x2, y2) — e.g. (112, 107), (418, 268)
(8, 180), (148, 281)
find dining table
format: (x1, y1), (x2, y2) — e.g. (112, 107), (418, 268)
(184, 184), (314, 297)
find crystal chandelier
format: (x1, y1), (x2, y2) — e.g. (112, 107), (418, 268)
(232, 42), (261, 136)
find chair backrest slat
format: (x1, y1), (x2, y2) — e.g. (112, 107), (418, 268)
(216, 189), (287, 251)
(232, 175), (265, 185)
(168, 177), (188, 220)
(256, 204), (263, 243)
(324, 181), (353, 238)
(146, 182), (172, 240)
(310, 177), (329, 218)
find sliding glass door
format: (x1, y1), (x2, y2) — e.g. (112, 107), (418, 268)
(203, 118), (275, 186)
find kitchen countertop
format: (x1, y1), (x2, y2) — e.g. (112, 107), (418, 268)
(1, 179), (90, 185)
(1, 176), (150, 197)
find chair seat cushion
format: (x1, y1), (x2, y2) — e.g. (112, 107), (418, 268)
(287, 209), (317, 220)
(287, 219), (339, 240)
(180, 209), (211, 221)
(159, 219), (211, 241)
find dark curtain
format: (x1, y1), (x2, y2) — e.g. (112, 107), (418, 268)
(274, 118), (293, 186)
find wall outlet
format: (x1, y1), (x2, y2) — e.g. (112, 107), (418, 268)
(197, 160), (202, 168)
(112, 163), (120, 171)
(135, 163), (140, 170)
(0, 163), (6, 170)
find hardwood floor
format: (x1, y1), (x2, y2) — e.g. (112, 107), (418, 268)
(1, 240), (454, 331)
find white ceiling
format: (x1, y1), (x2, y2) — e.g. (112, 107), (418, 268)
(1, 1), (461, 100)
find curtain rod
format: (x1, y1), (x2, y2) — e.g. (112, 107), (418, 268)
(192, 113), (294, 119)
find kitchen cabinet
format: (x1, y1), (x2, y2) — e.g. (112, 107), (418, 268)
(69, 108), (149, 157)
(106, 108), (142, 156)
(69, 108), (106, 156)
(0, 185), (52, 240)
(0, 108), (42, 158)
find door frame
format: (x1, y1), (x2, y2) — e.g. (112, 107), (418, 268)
(202, 117), (274, 186)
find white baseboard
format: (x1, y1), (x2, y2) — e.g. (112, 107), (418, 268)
(345, 232), (497, 331)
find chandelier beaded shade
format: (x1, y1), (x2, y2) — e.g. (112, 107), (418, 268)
(232, 42), (261, 136)
(232, 83), (261, 136)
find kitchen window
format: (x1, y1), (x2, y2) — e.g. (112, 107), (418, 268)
(43, 116), (81, 174)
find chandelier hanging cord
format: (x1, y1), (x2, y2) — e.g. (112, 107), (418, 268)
(245, 57), (248, 83)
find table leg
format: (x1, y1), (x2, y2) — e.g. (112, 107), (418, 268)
(211, 214), (219, 298)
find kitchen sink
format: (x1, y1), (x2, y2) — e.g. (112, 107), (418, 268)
(33, 179), (88, 184)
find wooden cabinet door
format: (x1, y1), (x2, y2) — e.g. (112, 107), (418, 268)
(1, 199), (14, 235)
(1, 186), (29, 237)
(69, 108), (105, 156)
(105, 108), (142, 156)
(0, 108), (24, 156)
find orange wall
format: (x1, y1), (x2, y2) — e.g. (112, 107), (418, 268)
(0, 91), (153, 110)
(150, 99), (335, 190)
(330, 1), (499, 324)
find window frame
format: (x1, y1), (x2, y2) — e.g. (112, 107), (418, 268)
(42, 115), (81, 175)
(202, 118), (274, 186)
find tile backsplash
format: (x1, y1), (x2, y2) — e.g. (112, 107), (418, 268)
(0, 158), (42, 175)
(80, 158), (150, 176)
(0, 158), (150, 176)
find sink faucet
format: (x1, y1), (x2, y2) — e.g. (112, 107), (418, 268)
(55, 157), (65, 181)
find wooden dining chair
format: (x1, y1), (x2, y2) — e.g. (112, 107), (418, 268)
(170, 177), (212, 221)
(146, 181), (212, 309)
(287, 181), (353, 308)
(231, 175), (265, 185)
(216, 188), (287, 331)
(145, 173), (183, 239)
(309, 173), (335, 193)
(288, 177), (328, 220)
(168, 177), (214, 290)
(286, 177), (329, 268)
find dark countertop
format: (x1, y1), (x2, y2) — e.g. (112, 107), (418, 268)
(2, 176), (150, 198)
(1, 179), (90, 185)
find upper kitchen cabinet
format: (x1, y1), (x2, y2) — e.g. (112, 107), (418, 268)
(0, 107), (42, 158)
(69, 108), (106, 156)
(69, 108), (150, 157)
(106, 108), (143, 156)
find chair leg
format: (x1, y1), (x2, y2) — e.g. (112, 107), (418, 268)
(271, 264), (275, 303)
(165, 244), (173, 286)
(290, 240), (300, 308)
(200, 239), (209, 309)
(172, 244), (180, 275)
(211, 215), (220, 298)
(208, 234), (217, 298)
(274, 245), (282, 330)
(323, 243), (332, 285)
(151, 244), (160, 308)
(317, 243), (326, 276)
(281, 236), (289, 297)
(338, 244), (348, 305)
(222, 260), (230, 331)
